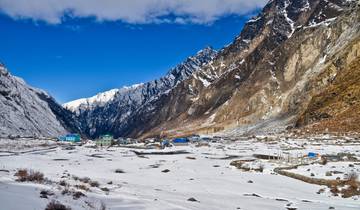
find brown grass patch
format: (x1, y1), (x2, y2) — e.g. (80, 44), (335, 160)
(45, 200), (71, 210)
(74, 184), (89, 191)
(15, 169), (44, 183)
(72, 191), (86, 200)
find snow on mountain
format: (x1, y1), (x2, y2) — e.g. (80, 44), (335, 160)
(63, 0), (360, 139)
(115, 0), (360, 138)
(64, 47), (217, 138)
(2, 0), (358, 139)
(63, 88), (120, 113)
(64, 47), (217, 114)
(0, 63), (80, 137)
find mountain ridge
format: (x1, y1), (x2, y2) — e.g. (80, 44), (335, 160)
(62, 0), (360, 139)
(116, 0), (360, 138)
(0, 63), (81, 137)
(2, 0), (359, 139)
(63, 46), (218, 138)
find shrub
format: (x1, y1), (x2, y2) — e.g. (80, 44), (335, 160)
(28, 171), (44, 182)
(322, 172), (360, 198)
(258, 164), (265, 173)
(15, 169), (44, 183)
(14, 169), (28, 182)
(330, 185), (339, 196)
(89, 181), (100, 188)
(61, 188), (70, 195)
(74, 184), (89, 191)
(320, 157), (328, 165)
(342, 172), (360, 198)
(72, 175), (79, 181)
(59, 180), (67, 187)
(45, 200), (71, 210)
(345, 172), (358, 183)
(72, 191), (85, 200)
(79, 177), (91, 183)
(317, 188), (325, 194)
(40, 190), (54, 198)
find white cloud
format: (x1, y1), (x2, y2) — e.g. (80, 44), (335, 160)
(0, 0), (268, 24)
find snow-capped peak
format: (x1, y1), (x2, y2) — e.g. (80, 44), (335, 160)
(120, 83), (144, 91)
(63, 46), (217, 137)
(63, 88), (119, 112)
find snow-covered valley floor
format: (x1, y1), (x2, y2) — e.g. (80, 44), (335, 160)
(0, 136), (359, 210)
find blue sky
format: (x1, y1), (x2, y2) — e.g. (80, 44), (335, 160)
(0, 0), (266, 103)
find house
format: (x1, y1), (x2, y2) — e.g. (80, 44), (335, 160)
(116, 138), (138, 145)
(188, 135), (201, 142)
(172, 138), (189, 146)
(307, 152), (319, 158)
(96, 134), (114, 147)
(127, 138), (138, 144)
(58, 134), (81, 143)
(117, 138), (129, 145)
(144, 138), (156, 144)
(161, 139), (171, 148)
(201, 137), (212, 142)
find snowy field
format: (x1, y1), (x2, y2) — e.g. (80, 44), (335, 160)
(0, 135), (359, 210)
(286, 162), (360, 181)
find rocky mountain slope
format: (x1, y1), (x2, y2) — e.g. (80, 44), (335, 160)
(122, 0), (360, 138)
(297, 55), (360, 133)
(0, 64), (81, 137)
(64, 0), (360, 138)
(64, 47), (217, 138)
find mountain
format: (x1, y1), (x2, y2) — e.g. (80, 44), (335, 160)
(64, 0), (360, 138)
(0, 64), (81, 137)
(115, 0), (360, 138)
(63, 47), (217, 138)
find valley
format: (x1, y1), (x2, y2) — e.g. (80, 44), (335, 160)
(1, 0), (360, 209)
(0, 134), (359, 210)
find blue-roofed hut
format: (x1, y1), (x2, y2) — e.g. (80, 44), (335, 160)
(172, 138), (189, 146)
(58, 134), (81, 143)
(307, 152), (319, 158)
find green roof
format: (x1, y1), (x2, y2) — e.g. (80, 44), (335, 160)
(100, 134), (113, 140)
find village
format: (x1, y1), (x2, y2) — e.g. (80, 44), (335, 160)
(57, 133), (213, 149)
(0, 132), (359, 210)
